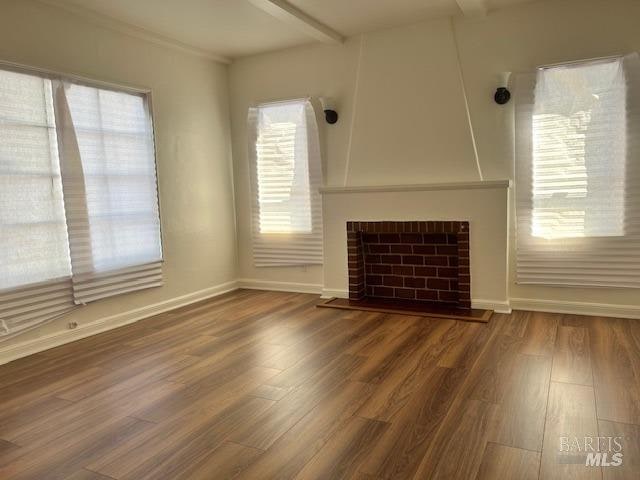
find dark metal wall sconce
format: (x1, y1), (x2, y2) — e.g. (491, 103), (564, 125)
(494, 72), (512, 105)
(324, 109), (339, 124)
(320, 97), (338, 124)
(494, 87), (511, 105)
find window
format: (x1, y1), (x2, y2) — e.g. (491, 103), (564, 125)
(0, 65), (162, 336)
(515, 54), (640, 287)
(65, 84), (162, 273)
(248, 99), (323, 266)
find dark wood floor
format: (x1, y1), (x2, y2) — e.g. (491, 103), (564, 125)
(0, 289), (638, 479)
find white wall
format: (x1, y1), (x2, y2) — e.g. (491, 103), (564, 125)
(0, 0), (238, 353)
(229, 0), (640, 312)
(344, 19), (480, 185)
(229, 16), (483, 289)
(229, 37), (363, 288)
(454, 0), (640, 308)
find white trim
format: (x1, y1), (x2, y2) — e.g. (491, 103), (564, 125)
(238, 279), (322, 294)
(255, 97), (310, 108)
(510, 298), (640, 319)
(321, 288), (348, 299)
(35, 0), (231, 64)
(0, 281), (239, 366)
(450, 17), (483, 180)
(472, 299), (511, 314)
(538, 55), (623, 71)
(319, 180), (511, 195)
(343, 33), (365, 186)
(0, 59), (151, 95)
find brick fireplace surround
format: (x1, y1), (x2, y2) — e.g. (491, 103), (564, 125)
(347, 221), (471, 309)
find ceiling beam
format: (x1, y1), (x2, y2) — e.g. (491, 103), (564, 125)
(455, 0), (488, 17)
(248, 0), (344, 44)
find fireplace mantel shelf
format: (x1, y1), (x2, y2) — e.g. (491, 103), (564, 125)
(319, 180), (511, 195)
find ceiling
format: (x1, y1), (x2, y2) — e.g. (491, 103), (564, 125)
(43, 0), (544, 61)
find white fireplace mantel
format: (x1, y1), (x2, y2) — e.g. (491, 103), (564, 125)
(320, 179), (511, 311)
(319, 179), (511, 195)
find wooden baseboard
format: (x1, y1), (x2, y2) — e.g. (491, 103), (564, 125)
(0, 280), (239, 365)
(238, 279), (323, 294)
(510, 297), (640, 319)
(472, 299), (512, 314)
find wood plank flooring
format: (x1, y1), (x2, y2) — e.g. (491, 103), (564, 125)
(0, 289), (639, 479)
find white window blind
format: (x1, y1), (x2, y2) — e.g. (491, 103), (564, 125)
(515, 54), (640, 287)
(0, 69), (73, 335)
(248, 99), (323, 267)
(57, 82), (162, 304)
(0, 65), (162, 337)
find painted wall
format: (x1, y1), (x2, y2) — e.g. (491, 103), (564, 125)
(229, 0), (640, 311)
(454, 0), (640, 308)
(229, 37), (359, 289)
(229, 17), (482, 289)
(0, 0), (237, 349)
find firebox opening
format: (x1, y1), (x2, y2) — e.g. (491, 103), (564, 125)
(347, 221), (470, 310)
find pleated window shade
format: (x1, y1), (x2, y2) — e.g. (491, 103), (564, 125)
(0, 69), (74, 335)
(515, 54), (640, 287)
(58, 82), (162, 304)
(248, 99), (323, 267)
(0, 65), (162, 337)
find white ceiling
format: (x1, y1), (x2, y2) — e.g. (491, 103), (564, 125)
(44, 0), (544, 60)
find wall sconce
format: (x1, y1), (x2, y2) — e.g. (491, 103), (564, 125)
(494, 72), (512, 105)
(319, 97), (339, 124)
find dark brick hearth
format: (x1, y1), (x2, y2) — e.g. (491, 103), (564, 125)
(347, 221), (471, 309)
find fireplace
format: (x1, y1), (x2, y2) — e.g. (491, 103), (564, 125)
(347, 221), (471, 309)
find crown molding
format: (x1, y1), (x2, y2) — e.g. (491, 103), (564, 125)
(36, 0), (231, 64)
